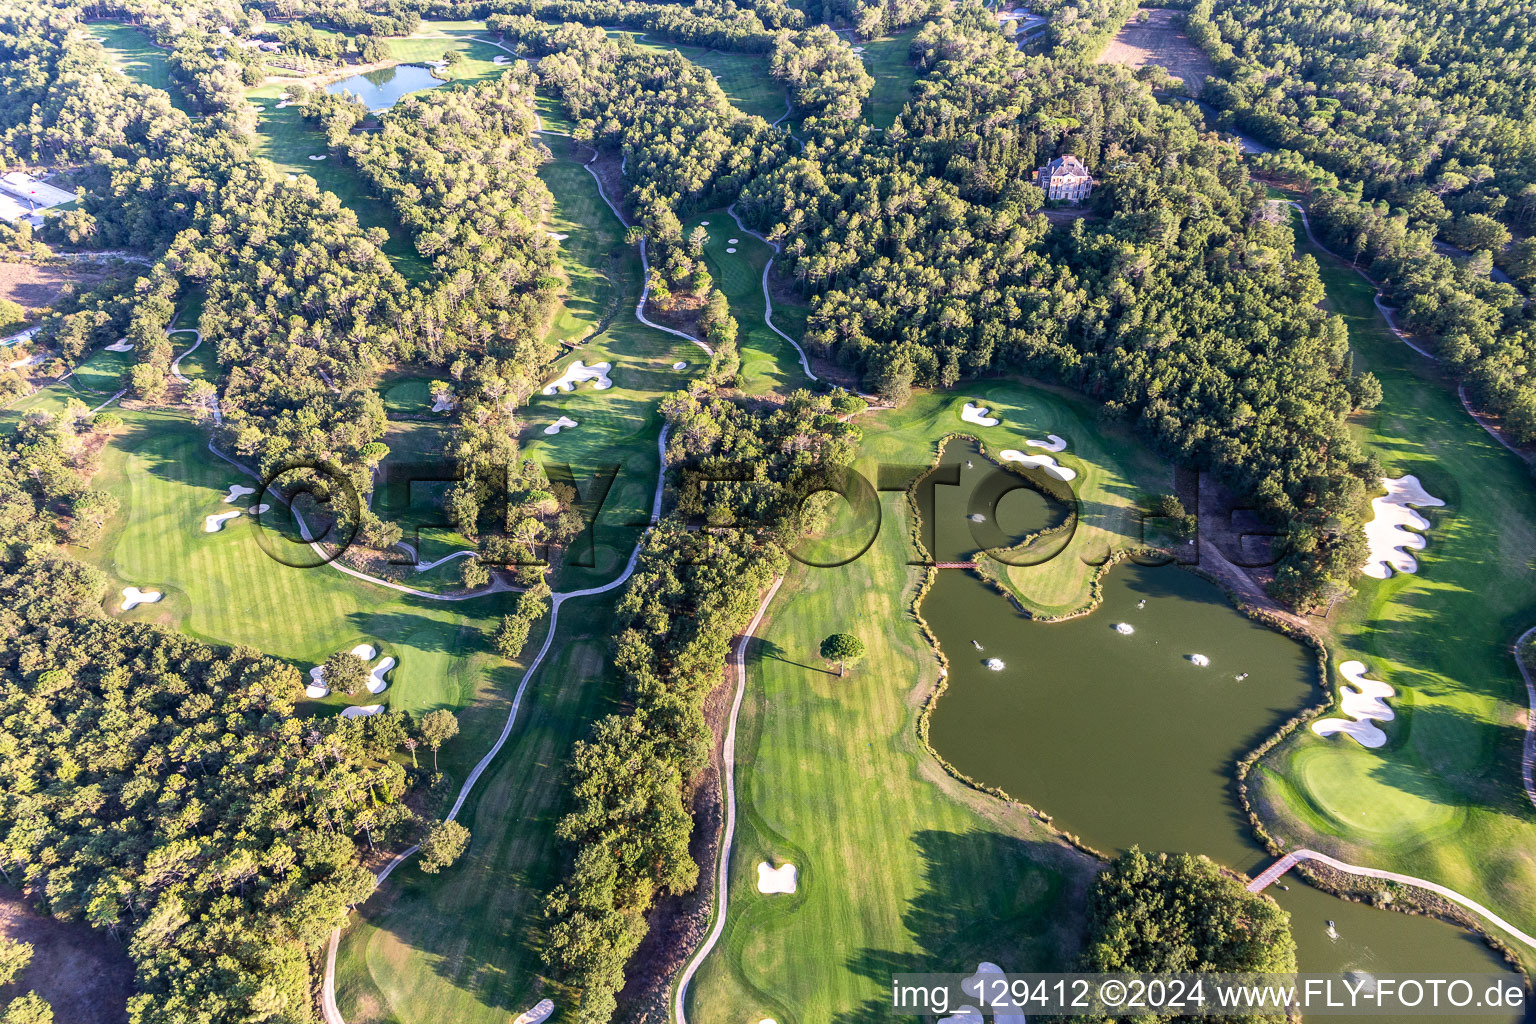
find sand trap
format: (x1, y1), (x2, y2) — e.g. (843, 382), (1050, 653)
(756, 862), (797, 894)
(367, 656), (395, 694)
(275, 99), (292, 109)
(104, 338), (134, 353)
(851, 45), (866, 53)
(673, 361), (687, 370)
(547, 231), (569, 240)
(247, 503), (270, 515)
(541, 359), (613, 395)
(1362, 474), (1444, 579)
(120, 586), (162, 611)
(204, 510), (242, 532)
(699, 220), (710, 226)
(431, 393), (453, 412)
(728, 237), (739, 244)
(726, 247), (736, 253)
(960, 401), (999, 426)
(998, 449), (1077, 481)
(963, 963), (1026, 1023)
(308, 154), (327, 161)
(1025, 433), (1068, 452)
(1312, 660), (1395, 748)
(305, 681), (329, 699)
(512, 1001), (554, 1024)
(351, 643), (377, 661)
(937, 1010), (981, 1024)
(340, 704), (385, 718)
(493, 55), (511, 66)
(223, 483), (255, 503)
(1189, 653), (1210, 666)
(543, 415), (578, 435)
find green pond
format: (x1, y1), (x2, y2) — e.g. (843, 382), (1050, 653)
(326, 64), (445, 111)
(918, 438), (1519, 1006)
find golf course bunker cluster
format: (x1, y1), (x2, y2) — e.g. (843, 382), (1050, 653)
(1361, 473), (1444, 578)
(541, 359), (613, 394)
(1311, 660), (1396, 748)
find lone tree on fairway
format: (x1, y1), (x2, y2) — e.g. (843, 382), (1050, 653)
(420, 708), (459, 772)
(419, 819), (470, 874)
(820, 633), (866, 676)
(323, 649), (367, 696)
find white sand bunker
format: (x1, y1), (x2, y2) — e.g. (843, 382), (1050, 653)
(998, 449), (1077, 481)
(544, 415), (578, 435)
(204, 510), (242, 532)
(757, 862), (797, 894)
(547, 231), (569, 240)
(223, 483), (255, 503)
(120, 586), (162, 611)
(960, 401), (999, 427)
(104, 337), (134, 353)
(726, 247), (737, 253)
(937, 1010), (982, 1024)
(512, 1001), (554, 1024)
(431, 393), (454, 412)
(1362, 474), (1444, 579)
(699, 220), (710, 226)
(1026, 433), (1067, 452)
(963, 963), (1027, 1023)
(340, 704), (384, 718)
(248, 503), (270, 516)
(367, 656), (395, 694)
(1312, 660), (1395, 748)
(275, 99), (292, 109)
(308, 154), (327, 161)
(673, 361), (687, 370)
(307, 645), (382, 698)
(541, 359), (613, 394)
(493, 55), (511, 66)
(728, 237), (739, 244)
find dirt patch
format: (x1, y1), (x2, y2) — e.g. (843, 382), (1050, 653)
(1095, 8), (1213, 95)
(0, 887), (133, 1024)
(0, 261), (110, 312)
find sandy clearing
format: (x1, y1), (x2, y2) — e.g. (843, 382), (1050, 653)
(998, 449), (1077, 481)
(1025, 433), (1067, 452)
(203, 510), (241, 532)
(541, 359), (612, 394)
(757, 861), (797, 893)
(543, 415), (578, 435)
(1095, 8), (1213, 94)
(960, 401), (999, 426)
(1312, 659), (1395, 748)
(1362, 474), (1444, 579)
(120, 586), (162, 611)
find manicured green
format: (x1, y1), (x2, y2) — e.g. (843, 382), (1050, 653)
(87, 21), (191, 113)
(1250, 206), (1536, 974)
(683, 208), (813, 395)
(382, 376), (437, 417)
(75, 408), (515, 728)
(861, 27), (922, 130)
(684, 485), (1096, 1021)
(71, 345), (135, 394)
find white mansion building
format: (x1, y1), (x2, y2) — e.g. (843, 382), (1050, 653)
(1035, 154), (1093, 202)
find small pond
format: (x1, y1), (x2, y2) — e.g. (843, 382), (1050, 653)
(326, 64), (445, 111)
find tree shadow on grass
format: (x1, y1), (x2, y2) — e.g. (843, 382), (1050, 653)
(832, 828), (1093, 1024)
(756, 637), (836, 675)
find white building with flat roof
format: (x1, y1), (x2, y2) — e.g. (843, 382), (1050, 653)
(0, 172), (74, 225)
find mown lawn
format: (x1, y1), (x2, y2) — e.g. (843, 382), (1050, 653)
(87, 21), (191, 113)
(1249, 206), (1536, 974)
(683, 485), (1097, 1021)
(683, 208), (812, 396)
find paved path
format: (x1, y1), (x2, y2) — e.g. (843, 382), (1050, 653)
(1514, 626), (1536, 815)
(726, 202), (818, 383)
(672, 575), (785, 1024)
(1247, 850), (1536, 951)
(1458, 383), (1536, 467)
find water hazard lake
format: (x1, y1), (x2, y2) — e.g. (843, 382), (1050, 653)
(326, 63), (445, 111)
(917, 437), (1519, 1006)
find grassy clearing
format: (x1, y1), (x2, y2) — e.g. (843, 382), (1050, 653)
(1249, 207), (1536, 972)
(243, 83), (429, 281)
(333, 127), (710, 1024)
(335, 614), (619, 1024)
(861, 27), (922, 130)
(74, 408), (514, 727)
(684, 484), (1096, 1021)
(71, 346), (134, 394)
(88, 21), (191, 113)
(520, 137), (700, 591)
(607, 31), (786, 122)
(851, 384), (1169, 615)
(382, 376), (437, 417)
(682, 209), (812, 395)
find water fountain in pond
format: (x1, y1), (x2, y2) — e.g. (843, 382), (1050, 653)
(1189, 654), (1210, 667)
(985, 658), (1005, 671)
(968, 513), (987, 522)
(1114, 623), (1135, 635)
